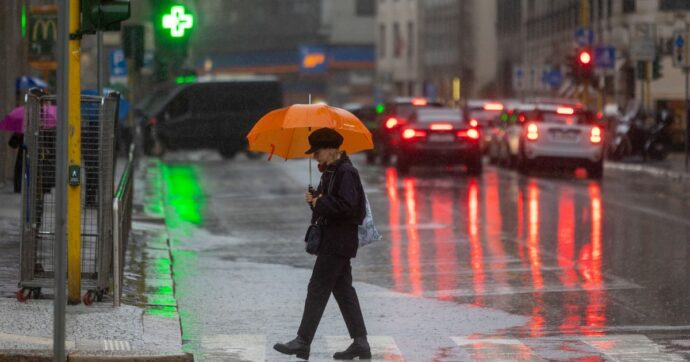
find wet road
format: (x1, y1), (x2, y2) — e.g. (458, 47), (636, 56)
(156, 152), (690, 361)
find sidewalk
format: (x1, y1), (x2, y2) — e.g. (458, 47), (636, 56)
(0, 158), (191, 361)
(605, 152), (690, 181)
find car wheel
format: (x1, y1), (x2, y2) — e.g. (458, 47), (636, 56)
(466, 157), (483, 175)
(396, 154), (411, 174)
(587, 160), (603, 179)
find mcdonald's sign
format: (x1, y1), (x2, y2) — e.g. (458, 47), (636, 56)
(28, 9), (58, 62)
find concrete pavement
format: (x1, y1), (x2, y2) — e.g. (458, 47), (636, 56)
(0, 158), (191, 361)
(605, 151), (690, 181)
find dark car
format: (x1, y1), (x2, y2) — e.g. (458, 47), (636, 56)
(375, 97), (444, 164)
(137, 78), (283, 158)
(346, 104), (379, 164)
(466, 99), (505, 153)
(394, 107), (482, 175)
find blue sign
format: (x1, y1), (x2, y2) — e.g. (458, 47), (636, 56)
(675, 33), (685, 49)
(299, 45), (328, 74)
(543, 69), (563, 88)
(109, 49), (127, 77)
(594, 47), (616, 69)
(575, 27), (594, 46)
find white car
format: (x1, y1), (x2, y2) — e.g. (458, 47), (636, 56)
(516, 105), (604, 179)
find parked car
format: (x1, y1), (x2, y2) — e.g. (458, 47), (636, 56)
(136, 77), (283, 158)
(374, 97), (444, 164)
(394, 107), (482, 175)
(465, 99), (504, 153)
(515, 104), (604, 179)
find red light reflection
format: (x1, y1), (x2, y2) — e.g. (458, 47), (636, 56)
(431, 190), (457, 300)
(386, 168), (405, 292)
(581, 183), (606, 335)
(467, 180), (485, 305)
(404, 178), (423, 296)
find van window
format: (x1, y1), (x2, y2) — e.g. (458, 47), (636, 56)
(168, 92), (189, 118)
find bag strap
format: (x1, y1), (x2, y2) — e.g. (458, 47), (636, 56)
(315, 172), (337, 225)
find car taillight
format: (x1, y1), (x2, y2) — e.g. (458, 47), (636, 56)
(590, 126), (602, 144)
(526, 123), (539, 141)
(148, 116), (158, 126)
(385, 117), (398, 129)
(411, 97), (428, 106)
(430, 123), (453, 131)
(469, 119), (478, 128)
(556, 107), (574, 115)
(402, 128), (426, 140)
(456, 128), (480, 140)
(483, 103), (504, 111)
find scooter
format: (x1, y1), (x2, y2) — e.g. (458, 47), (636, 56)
(608, 101), (647, 160)
(643, 109), (673, 161)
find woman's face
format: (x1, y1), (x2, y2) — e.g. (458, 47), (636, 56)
(313, 148), (335, 164)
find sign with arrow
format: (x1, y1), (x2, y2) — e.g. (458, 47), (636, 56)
(68, 165), (80, 186)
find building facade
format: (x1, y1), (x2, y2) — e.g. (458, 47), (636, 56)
(191, 0), (376, 106)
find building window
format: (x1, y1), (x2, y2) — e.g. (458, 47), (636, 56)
(356, 0), (375, 16)
(379, 24), (386, 58)
(407, 21), (414, 60)
(623, 0), (636, 13)
(660, 0), (690, 10)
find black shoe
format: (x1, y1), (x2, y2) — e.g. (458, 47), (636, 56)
(333, 337), (371, 360)
(273, 336), (310, 360)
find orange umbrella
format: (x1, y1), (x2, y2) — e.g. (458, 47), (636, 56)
(246, 103), (374, 160)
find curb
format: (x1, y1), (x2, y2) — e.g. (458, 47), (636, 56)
(604, 161), (690, 181)
(0, 351), (194, 362)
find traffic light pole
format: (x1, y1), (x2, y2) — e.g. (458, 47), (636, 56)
(685, 67), (689, 172)
(67, 0), (82, 305)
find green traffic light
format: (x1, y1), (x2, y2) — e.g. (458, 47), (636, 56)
(162, 5), (193, 38)
(376, 103), (385, 114)
(21, 3), (26, 37)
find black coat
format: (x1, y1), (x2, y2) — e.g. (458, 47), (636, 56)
(310, 154), (366, 258)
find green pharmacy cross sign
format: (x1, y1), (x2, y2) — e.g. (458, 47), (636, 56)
(162, 5), (193, 38)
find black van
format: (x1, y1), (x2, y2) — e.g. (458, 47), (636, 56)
(137, 78), (283, 158)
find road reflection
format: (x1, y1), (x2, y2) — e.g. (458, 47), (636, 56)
(381, 166), (611, 336)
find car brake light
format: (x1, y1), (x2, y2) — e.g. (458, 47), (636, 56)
(385, 117), (399, 129)
(456, 128), (480, 140)
(402, 128), (427, 140)
(590, 126), (602, 143)
(469, 119), (478, 127)
(411, 98), (428, 106)
(526, 123), (539, 141)
(483, 103), (504, 111)
(430, 123), (453, 131)
(557, 107), (574, 115)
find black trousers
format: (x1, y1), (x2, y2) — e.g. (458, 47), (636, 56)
(297, 254), (367, 343)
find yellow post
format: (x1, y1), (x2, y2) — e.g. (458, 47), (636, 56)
(67, 0), (82, 304)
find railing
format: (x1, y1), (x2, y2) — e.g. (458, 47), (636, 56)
(112, 143), (135, 307)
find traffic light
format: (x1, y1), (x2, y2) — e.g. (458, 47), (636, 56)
(577, 48), (594, 81)
(122, 24), (144, 70)
(652, 56), (662, 79)
(636, 60), (648, 80)
(81, 0), (131, 34)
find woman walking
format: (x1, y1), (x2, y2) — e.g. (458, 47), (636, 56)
(274, 127), (371, 360)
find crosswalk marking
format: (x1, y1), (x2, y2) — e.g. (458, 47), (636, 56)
(201, 334), (266, 362)
(451, 336), (547, 362)
(192, 333), (686, 361)
(580, 335), (686, 362)
(325, 335), (404, 361)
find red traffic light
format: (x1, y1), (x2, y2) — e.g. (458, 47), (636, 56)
(578, 50), (592, 65)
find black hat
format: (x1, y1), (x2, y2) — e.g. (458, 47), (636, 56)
(305, 128), (344, 154)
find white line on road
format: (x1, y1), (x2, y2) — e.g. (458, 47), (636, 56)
(580, 334), (686, 361)
(451, 336), (547, 362)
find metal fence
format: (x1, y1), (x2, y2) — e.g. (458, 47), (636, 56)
(112, 142), (135, 307)
(18, 89), (118, 302)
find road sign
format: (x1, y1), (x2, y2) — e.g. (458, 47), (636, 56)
(595, 47), (615, 69)
(109, 49), (127, 76)
(28, 7), (57, 62)
(542, 69), (563, 88)
(630, 23), (656, 61)
(575, 27), (593, 46)
(673, 31), (690, 68)
(513, 65), (525, 91)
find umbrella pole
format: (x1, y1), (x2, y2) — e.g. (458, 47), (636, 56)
(308, 94), (312, 190)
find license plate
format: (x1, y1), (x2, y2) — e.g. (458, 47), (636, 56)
(428, 134), (455, 142)
(552, 133), (577, 142)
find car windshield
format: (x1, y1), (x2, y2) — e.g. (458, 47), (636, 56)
(541, 112), (593, 125)
(416, 109), (464, 123)
(470, 109), (501, 124)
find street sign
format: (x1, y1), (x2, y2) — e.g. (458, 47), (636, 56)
(672, 31), (690, 68)
(109, 49), (128, 76)
(299, 44), (327, 74)
(513, 65), (525, 91)
(542, 68), (563, 88)
(594, 47), (616, 69)
(28, 7), (57, 62)
(630, 23), (656, 61)
(575, 27), (593, 46)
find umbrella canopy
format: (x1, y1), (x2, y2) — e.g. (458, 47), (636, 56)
(0, 105), (57, 133)
(16, 76), (48, 91)
(247, 103), (374, 160)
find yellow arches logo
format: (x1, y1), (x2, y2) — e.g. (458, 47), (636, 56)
(32, 18), (57, 42)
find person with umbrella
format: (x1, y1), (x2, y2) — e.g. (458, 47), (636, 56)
(273, 127), (371, 360)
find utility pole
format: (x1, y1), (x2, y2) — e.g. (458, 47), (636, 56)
(67, 0), (82, 305)
(580, 0), (590, 107)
